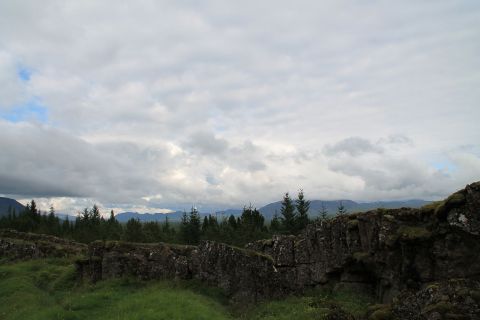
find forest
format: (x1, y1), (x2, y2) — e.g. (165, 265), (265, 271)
(0, 190), (344, 246)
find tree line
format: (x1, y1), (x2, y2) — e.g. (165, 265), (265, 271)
(0, 191), (348, 246)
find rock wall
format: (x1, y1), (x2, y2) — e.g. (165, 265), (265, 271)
(74, 182), (480, 308)
(247, 185), (480, 303)
(0, 229), (86, 260)
(76, 240), (284, 303)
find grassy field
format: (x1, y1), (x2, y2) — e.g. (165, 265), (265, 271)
(0, 258), (373, 320)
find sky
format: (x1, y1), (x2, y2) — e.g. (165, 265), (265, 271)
(0, 1), (479, 215)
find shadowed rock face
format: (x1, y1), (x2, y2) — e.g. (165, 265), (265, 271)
(246, 181), (480, 304)
(76, 240), (284, 303)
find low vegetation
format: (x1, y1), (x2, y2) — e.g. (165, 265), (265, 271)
(0, 258), (372, 320)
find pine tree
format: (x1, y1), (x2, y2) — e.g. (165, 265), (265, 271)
(202, 216), (209, 233)
(337, 201), (347, 216)
(295, 189), (310, 232)
(106, 210), (122, 240)
(124, 218), (144, 242)
(180, 211), (189, 244)
(227, 214), (237, 230)
(280, 192), (296, 234)
(318, 202), (328, 221)
(270, 211), (281, 233)
(188, 207), (201, 245)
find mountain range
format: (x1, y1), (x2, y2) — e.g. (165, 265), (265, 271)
(114, 199), (431, 222)
(0, 197), (25, 217)
(0, 196), (431, 222)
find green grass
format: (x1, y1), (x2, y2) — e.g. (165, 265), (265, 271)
(0, 259), (373, 320)
(241, 288), (373, 320)
(0, 259), (231, 320)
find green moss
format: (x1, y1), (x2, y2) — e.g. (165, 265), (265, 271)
(397, 226), (432, 241)
(421, 201), (444, 212)
(470, 290), (480, 303)
(229, 245), (274, 262)
(425, 283), (440, 291)
(445, 192), (466, 207)
(368, 304), (393, 320)
(422, 301), (455, 315)
(383, 215), (395, 222)
(347, 219), (359, 230)
(352, 251), (370, 263)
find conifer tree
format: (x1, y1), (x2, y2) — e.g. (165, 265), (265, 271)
(270, 211), (281, 233)
(280, 192), (296, 234)
(227, 214), (237, 230)
(337, 201), (347, 216)
(180, 211), (189, 244)
(124, 218), (144, 242)
(295, 189), (310, 232)
(188, 207), (201, 245)
(318, 202), (328, 221)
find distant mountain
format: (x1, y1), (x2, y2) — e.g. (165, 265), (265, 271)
(56, 213), (78, 221)
(258, 199), (431, 220)
(115, 209), (244, 223)
(0, 197), (25, 217)
(115, 199), (430, 222)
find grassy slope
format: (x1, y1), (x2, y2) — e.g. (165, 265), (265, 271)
(0, 259), (372, 320)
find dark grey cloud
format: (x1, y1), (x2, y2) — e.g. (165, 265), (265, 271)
(324, 137), (384, 156)
(184, 131), (229, 155)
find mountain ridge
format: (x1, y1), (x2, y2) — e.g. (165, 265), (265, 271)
(114, 198), (431, 222)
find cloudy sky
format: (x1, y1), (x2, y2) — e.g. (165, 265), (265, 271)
(0, 1), (479, 215)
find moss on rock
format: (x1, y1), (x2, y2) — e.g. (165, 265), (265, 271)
(396, 226), (432, 241)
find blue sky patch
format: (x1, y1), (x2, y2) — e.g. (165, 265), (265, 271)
(431, 159), (457, 173)
(0, 98), (48, 123)
(17, 66), (32, 82)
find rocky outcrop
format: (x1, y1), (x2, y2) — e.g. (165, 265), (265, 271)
(76, 240), (283, 303)
(391, 279), (480, 319)
(0, 229), (86, 260)
(246, 181), (480, 306)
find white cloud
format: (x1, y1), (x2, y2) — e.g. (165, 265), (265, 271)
(0, 1), (479, 213)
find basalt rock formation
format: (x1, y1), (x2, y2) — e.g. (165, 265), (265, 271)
(247, 181), (480, 303)
(0, 229), (86, 260)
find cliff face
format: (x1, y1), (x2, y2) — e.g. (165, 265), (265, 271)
(247, 181), (480, 303)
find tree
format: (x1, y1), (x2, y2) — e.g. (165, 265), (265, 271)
(227, 214), (237, 230)
(180, 211), (189, 244)
(106, 210), (122, 240)
(337, 201), (347, 216)
(237, 205), (267, 245)
(318, 202), (328, 222)
(161, 216), (174, 242)
(188, 207), (202, 245)
(124, 218), (144, 242)
(295, 189), (310, 232)
(280, 192), (296, 234)
(270, 211), (281, 233)
(143, 221), (162, 242)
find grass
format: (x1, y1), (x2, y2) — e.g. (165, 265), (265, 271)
(241, 287), (374, 320)
(0, 258), (373, 320)
(0, 259), (231, 320)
